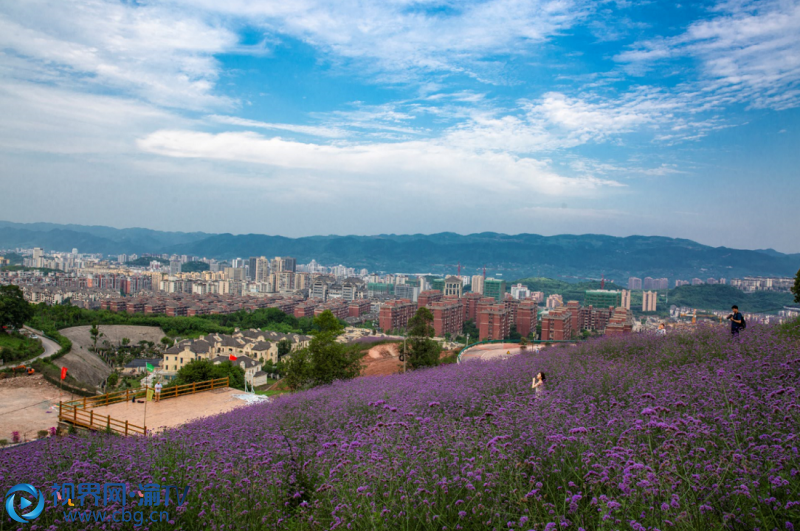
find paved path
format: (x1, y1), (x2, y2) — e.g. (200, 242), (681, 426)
(0, 327), (61, 369)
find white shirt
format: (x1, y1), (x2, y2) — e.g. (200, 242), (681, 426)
(155, 383), (162, 392)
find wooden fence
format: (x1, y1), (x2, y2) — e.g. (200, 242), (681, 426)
(58, 376), (229, 436)
(59, 402), (146, 436)
(63, 377), (229, 410)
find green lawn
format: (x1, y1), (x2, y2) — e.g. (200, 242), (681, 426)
(0, 332), (44, 364)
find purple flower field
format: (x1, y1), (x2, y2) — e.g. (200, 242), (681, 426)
(2, 323), (799, 530)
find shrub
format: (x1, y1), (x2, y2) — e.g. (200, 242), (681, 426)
(37, 430), (49, 439)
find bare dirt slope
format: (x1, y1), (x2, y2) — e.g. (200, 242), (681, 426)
(361, 343), (403, 376)
(0, 374), (72, 442)
(57, 325), (165, 387)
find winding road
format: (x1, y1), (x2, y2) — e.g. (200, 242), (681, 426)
(0, 327), (61, 369)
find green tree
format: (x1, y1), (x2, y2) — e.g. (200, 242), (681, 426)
(307, 310), (361, 386)
(160, 336), (174, 351)
(284, 310), (361, 389)
(792, 267), (800, 304)
(89, 323), (102, 352)
(0, 285), (33, 330)
(407, 307), (441, 369)
(507, 323), (521, 341)
(107, 373), (119, 387)
(277, 338), (293, 358)
(283, 349), (312, 391)
(173, 359), (245, 390)
(462, 319), (479, 341)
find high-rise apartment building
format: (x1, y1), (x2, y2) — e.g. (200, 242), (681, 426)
(621, 289), (631, 310)
(628, 277), (642, 290)
(395, 284), (420, 302)
(278, 271), (295, 292)
(169, 260), (182, 276)
(270, 257), (297, 274)
(585, 290), (622, 308)
(443, 276), (463, 298)
(510, 283), (531, 299)
(471, 275), (485, 295)
(430, 299), (464, 337)
(546, 294), (563, 309)
(418, 290), (443, 309)
(378, 299), (417, 332)
(541, 307), (571, 341)
(483, 278), (506, 302)
(642, 290), (657, 312)
(462, 292), (484, 322)
(478, 304), (510, 340)
(516, 300), (538, 338)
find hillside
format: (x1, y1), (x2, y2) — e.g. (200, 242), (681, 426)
(668, 284), (795, 313)
(0, 220), (208, 255)
(1, 221), (799, 280)
(2, 322), (798, 529)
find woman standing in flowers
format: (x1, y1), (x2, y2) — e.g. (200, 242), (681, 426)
(531, 371), (546, 395)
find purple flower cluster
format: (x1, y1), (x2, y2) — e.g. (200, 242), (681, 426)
(1, 323), (799, 530)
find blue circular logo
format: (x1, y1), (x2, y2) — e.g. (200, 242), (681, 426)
(5, 484), (44, 523)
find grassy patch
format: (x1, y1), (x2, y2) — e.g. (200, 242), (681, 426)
(0, 331), (44, 363)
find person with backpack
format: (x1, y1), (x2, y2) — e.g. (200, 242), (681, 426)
(727, 305), (746, 338)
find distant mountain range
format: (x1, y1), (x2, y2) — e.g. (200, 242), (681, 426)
(1, 220), (798, 281)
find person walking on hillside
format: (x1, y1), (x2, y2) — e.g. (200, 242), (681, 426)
(531, 372), (546, 396)
(727, 305), (745, 339)
(657, 323), (666, 336)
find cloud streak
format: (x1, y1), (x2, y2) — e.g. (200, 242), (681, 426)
(616, 0), (800, 110)
(136, 129), (623, 196)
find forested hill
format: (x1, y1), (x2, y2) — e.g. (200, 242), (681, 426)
(1, 221), (798, 280)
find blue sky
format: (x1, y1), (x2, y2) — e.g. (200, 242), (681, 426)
(0, 0), (798, 252)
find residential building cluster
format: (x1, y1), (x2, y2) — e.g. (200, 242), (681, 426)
(541, 297), (634, 340)
(159, 329), (312, 383)
(729, 276), (794, 293)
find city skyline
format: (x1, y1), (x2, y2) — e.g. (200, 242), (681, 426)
(1, 1), (799, 252)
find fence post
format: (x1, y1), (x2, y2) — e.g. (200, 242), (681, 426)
(89, 410), (94, 428)
(107, 416), (110, 431)
(73, 407), (77, 424)
(59, 401), (62, 418)
(193, 382), (196, 394)
(125, 420), (129, 436)
(83, 396), (86, 409)
(126, 389), (129, 403)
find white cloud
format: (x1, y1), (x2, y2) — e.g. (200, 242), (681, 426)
(0, 0), (239, 110)
(165, 0), (590, 83)
(208, 115), (347, 138)
(616, 0), (800, 110)
(136, 129), (622, 196)
(441, 87), (730, 153)
(0, 80), (185, 154)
